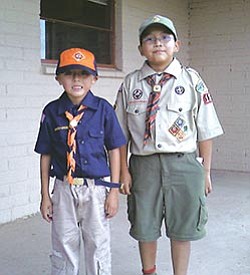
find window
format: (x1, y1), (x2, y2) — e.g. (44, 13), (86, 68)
(40, 0), (114, 66)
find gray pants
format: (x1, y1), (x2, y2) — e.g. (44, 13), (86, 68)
(50, 178), (111, 275)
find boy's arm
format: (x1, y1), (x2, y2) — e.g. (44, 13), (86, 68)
(198, 139), (213, 196)
(105, 148), (120, 218)
(120, 144), (132, 195)
(40, 154), (53, 223)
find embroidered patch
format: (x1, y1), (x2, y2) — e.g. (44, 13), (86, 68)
(175, 86), (185, 95)
(132, 89), (143, 99)
(169, 125), (180, 136)
(73, 51), (85, 62)
(176, 130), (185, 141)
(153, 15), (161, 23)
(196, 80), (206, 93)
(169, 117), (188, 141)
(54, 126), (69, 132)
(203, 93), (213, 104)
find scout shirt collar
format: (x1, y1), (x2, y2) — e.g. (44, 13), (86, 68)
(58, 91), (99, 115)
(139, 58), (182, 80)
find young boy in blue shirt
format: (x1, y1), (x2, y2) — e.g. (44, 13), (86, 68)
(35, 48), (126, 275)
(115, 15), (223, 275)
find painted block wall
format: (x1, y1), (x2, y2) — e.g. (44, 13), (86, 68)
(189, 0), (250, 172)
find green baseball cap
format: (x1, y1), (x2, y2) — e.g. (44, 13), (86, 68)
(139, 15), (178, 41)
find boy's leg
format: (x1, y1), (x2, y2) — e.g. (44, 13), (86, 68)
(79, 181), (111, 275)
(139, 241), (157, 274)
(170, 240), (190, 275)
(51, 179), (81, 275)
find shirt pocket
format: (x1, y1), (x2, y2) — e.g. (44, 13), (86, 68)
(126, 104), (147, 134)
(89, 129), (104, 138)
(126, 104), (147, 116)
(167, 102), (194, 123)
(87, 129), (105, 156)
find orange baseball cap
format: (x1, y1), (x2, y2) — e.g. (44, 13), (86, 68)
(56, 48), (98, 76)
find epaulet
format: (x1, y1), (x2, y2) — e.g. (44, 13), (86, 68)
(186, 66), (200, 77)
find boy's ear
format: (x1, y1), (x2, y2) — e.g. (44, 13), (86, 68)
(55, 75), (62, 85)
(174, 40), (181, 53)
(91, 76), (98, 84)
(138, 45), (143, 56)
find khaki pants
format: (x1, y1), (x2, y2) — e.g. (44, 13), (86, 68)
(50, 178), (111, 275)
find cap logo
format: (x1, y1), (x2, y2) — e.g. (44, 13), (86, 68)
(73, 51), (85, 62)
(153, 16), (161, 23)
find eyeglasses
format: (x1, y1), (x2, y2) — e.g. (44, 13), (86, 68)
(142, 34), (174, 45)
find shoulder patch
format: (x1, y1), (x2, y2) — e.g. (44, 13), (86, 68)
(195, 79), (207, 93)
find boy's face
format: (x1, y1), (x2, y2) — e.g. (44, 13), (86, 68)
(56, 69), (97, 104)
(138, 25), (180, 71)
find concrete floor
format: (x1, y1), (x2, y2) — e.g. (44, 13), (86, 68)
(0, 170), (249, 275)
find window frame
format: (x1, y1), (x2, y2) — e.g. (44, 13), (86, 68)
(40, 0), (116, 69)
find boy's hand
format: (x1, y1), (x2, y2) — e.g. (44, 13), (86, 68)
(205, 171), (212, 196)
(40, 195), (53, 223)
(105, 189), (119, 219)
(120, 170), (132, 195)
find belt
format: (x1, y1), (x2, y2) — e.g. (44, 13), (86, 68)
(57, 176), (121, 188)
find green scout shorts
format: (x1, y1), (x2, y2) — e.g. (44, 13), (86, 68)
(128, 152), (208, 241)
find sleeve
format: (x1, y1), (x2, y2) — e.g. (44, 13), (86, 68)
(34, 109), (53, 154)
(195, 76), (224, 141)
(114, 82), (130, 142)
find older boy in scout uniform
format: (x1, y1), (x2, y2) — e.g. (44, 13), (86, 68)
(35, 48), (126, 275)
(115, 15), (223, 275)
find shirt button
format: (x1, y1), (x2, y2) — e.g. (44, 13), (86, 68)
(81, 140), (85, 144)
(157, 144), (162, 148)
(84, 160), (88, 164)
(134, 109), (139, 114)
(179, 107), (183, 112)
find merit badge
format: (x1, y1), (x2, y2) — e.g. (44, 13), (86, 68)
(175, 86), (185, 95)
(132, 89), (143, 99)
(175, 117), (184, 127)
(195, 80), (206, 93)
(203, 93), (213, 104)
(176, 130), (186, 141)
(169, 117), (188, 141)
(169, 125), (180, 136)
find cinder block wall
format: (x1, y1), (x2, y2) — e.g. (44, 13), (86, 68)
(0, 0), (42, 223)
(189, 0), (250, 172)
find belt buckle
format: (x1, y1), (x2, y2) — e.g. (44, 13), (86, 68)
(72, 178), (84, 186)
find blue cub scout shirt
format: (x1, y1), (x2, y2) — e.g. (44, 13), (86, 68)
(34, 91), (126, 179)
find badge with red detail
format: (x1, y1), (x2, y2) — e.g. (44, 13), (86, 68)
(203, 93), (213, 104)
(168, 117), (187, 141)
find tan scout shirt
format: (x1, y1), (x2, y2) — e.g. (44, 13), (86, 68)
(115, 58), (223, 156)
